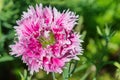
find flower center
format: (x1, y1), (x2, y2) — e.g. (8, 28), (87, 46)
(38, 31), (55, 48)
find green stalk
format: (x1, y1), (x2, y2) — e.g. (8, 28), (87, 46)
(63, 63), (69, 80)
(68, 61), (78, 77)
(52, 72), (57, 80)
(0, 21), (2, 37)
(95, 35), (109, 78)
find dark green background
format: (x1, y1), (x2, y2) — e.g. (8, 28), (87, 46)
(0, 0), (120, 80)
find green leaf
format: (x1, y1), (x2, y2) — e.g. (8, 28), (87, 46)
(81, 31), (87, 40)
(19, 69), (32, 80)
(114, 62), (120, 69)
(105, 25), (110, 36)
(63, 63), (69, 80)
(97, 26), (103, 36)
(0, 55), (14, 62)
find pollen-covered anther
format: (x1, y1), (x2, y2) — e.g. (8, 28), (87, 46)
(38, 31), (55, 48)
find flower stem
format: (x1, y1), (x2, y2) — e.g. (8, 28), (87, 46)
(52, 72), (56, 80)
(63, 63), (69, 80)
(68, 61), (78, 77)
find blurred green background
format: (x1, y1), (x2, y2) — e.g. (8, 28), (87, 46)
(0, 0), (120, 80)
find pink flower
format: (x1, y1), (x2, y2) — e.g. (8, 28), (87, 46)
(10, 4), (83, 74)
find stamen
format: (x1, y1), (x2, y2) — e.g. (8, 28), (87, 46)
(38, 31), (55, 48)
